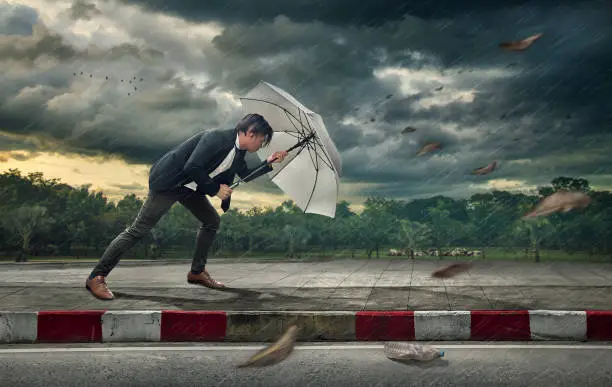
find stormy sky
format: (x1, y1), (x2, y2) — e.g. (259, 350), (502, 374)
(1, 0), (611, 208)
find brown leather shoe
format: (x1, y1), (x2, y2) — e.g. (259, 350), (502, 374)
(85, 276), (114, 300)
(187, 270), (225, 289)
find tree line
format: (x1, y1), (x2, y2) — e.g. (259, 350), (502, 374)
(1, 169), (611, 262)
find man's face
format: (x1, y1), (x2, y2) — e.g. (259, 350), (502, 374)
(243, 130), (267, 152)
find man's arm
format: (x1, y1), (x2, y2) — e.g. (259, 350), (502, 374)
(182, 132), (224, 196)
(236, 158), (273, 183)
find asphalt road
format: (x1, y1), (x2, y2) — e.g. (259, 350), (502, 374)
(1, 342), (611, 386)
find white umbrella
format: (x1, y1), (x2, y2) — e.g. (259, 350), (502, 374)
(232, 81), (342, 218)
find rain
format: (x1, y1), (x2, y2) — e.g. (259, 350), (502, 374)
(0, 0), (611, 385)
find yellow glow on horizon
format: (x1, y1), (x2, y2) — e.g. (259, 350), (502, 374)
(0, 151), (288, 212)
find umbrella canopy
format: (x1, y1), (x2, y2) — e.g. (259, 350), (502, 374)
(239, 81), (342, 218)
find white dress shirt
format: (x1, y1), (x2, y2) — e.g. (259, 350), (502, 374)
(184, 134), (242, 191)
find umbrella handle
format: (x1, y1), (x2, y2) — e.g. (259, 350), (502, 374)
(229, 160), (270, 189)
(286, 132), (315, 152)
(229, 133), (315, 190)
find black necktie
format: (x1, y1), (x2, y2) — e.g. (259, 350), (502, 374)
(221, 146), (244, 213)
(231, 146), (246, 171)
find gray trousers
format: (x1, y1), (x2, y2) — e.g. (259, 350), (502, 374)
(90, 189), (220, 277)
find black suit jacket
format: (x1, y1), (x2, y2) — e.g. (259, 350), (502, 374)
(148, 128), (273, 210)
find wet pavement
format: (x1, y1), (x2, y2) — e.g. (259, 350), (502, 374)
(1, 259), (612, 311)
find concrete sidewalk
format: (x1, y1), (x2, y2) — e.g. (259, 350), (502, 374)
(1, 259), (612, 311)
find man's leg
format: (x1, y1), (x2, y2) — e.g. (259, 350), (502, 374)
(85, 191), (176, 300)
(179, 193), (224, 289)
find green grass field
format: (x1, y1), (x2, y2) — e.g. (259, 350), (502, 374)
(2, 247), (610, 263)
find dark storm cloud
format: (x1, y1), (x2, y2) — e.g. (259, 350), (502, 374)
(1, 0), (611, 200)
(0, 2), (38, 35)
(0, 24), (78, 62)
(205, 0), (611, 151)
(211, 17), (337, 57)
(0, 4), (219, 165)
(0, 5), (164, 67)
(117, 0), (590, 26)
(103, 43), (164, 62)
(328, 123), (365, 152)
(137, 85), (218, 112)
(359, 0), (612, 190)
(69, 0), (102, 21)
(210, 18), (380, 99)
(0, 133), (36, 152)
(0, 132), (57, 164)
(0, 73), (221, 164)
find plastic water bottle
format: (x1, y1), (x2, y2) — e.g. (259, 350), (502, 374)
(384, 342), (445, 361)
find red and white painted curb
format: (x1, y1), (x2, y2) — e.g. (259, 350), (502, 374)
(1, 310), (611, 343)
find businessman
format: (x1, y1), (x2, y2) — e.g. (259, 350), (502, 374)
(85, 113), (288, 300)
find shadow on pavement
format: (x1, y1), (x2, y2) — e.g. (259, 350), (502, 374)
(112, 287), (313, 309)
(111, 286), (531, 311)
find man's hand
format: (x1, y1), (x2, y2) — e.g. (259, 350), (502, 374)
(216, 184), (232, 200)
(267, 150), (288, 164)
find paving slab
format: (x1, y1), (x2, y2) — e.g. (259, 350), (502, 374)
(1, 259), (612, 311)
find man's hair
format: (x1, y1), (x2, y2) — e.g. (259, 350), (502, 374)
(235, 113), (273, 147)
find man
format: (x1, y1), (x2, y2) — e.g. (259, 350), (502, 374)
(85, 113), (288, 300)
